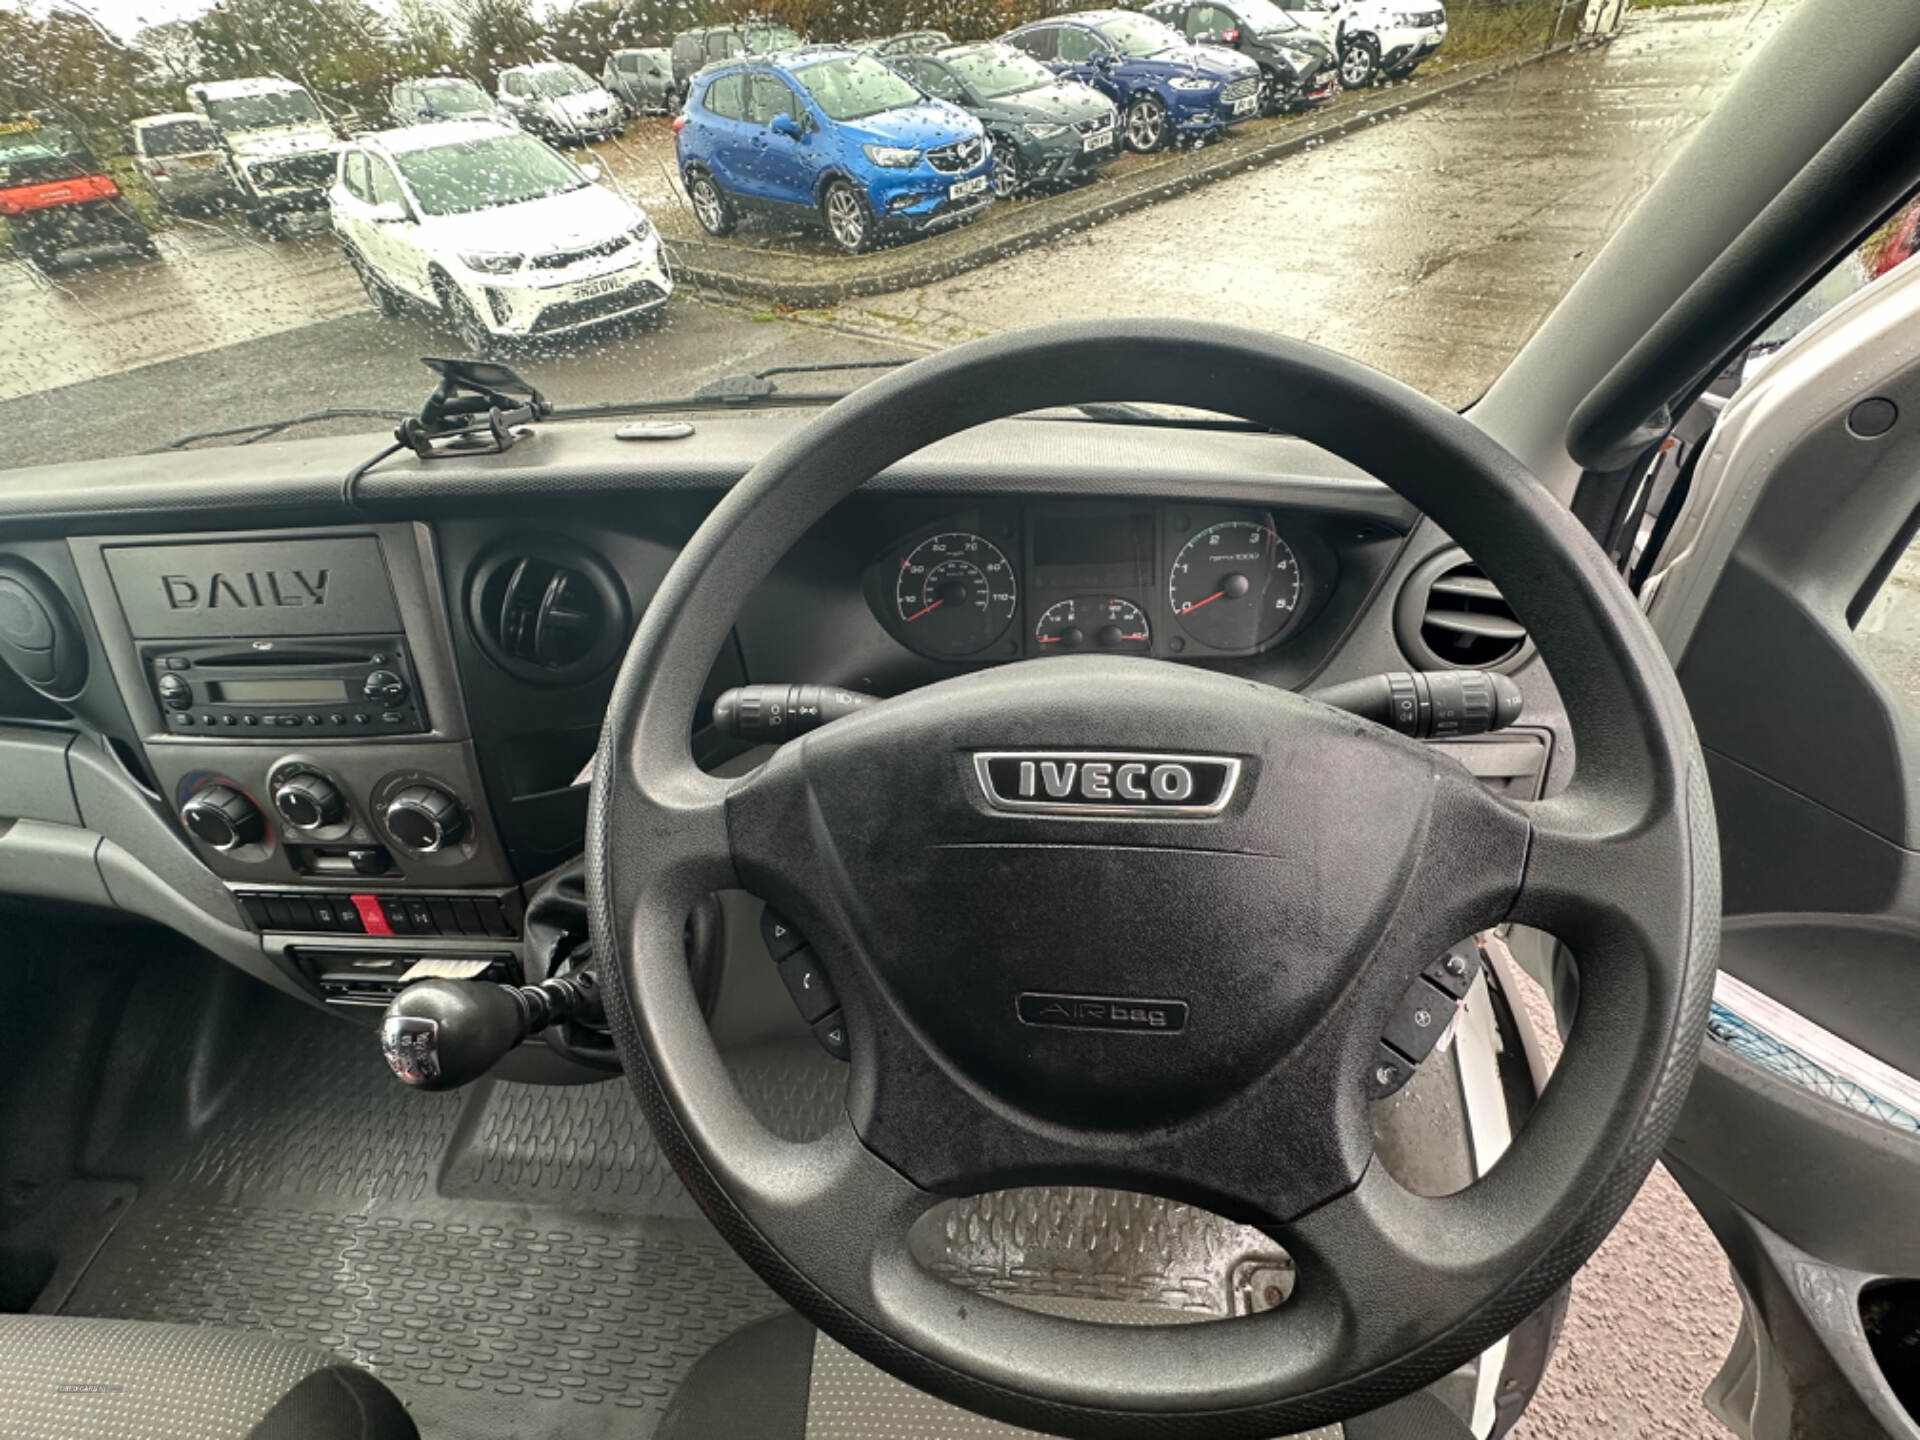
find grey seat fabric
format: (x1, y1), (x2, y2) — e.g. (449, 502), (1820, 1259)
(657, 1312), (1475, 1440)
(0, 1315), (417, 1440)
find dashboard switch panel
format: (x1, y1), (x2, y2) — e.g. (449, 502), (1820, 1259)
(237, 888), (520, 939)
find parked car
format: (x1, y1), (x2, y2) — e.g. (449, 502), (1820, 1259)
(603, 48), (675, 117)
(496, 62), (624, 144)
(328, 119), (671, 351)
(885, 43), (1118, 199)
(668, 23), (806, 106)
(388, 77), (511, 129)
(1143, 0), (1338, 111)
(1001, 10), (1262, 153)
(867, 30), (953, 57)
(1330, 0), (1446, 87)
(674, 47), (992, 255)
(130, 113), (236, 214)
(185, 76), (339, 236)
(0, 112), (154, 267)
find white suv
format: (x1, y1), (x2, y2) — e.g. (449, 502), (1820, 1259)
(328, 120), (671, 352)
(1330, 0), (1446, 87)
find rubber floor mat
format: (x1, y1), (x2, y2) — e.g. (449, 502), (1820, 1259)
(54, 1001), (839, 1440)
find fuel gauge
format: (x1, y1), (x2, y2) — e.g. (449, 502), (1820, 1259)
(1034, 596), (1152, 655)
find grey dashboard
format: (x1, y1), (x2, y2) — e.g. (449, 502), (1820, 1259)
(0, 414), (1565, 1030)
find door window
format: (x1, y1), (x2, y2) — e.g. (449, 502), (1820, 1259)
(343, 151), (371, 202)
(704, 72), (748, 119)
(368, 158), (405, 210)
(504, 74), (526, 97)
(902, 60), (965, 102)
(747, 74), (802, 126)
(1190, 5), (1235, 39)
(1056, 27), (1105, 63)
(1010, 27), (1058, 61)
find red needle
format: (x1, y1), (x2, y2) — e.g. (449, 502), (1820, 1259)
(1037, 635), (1062, 644)
(1120, 632), (1148, 641)
(1180, 590), (1226, 614)
(903, 599), (944, 623)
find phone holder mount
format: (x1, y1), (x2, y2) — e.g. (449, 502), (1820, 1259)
(397, 357), (553, 459)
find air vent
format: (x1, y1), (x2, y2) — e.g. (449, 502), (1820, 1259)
(467, 539), (629, 686)
(1394, 549), (1530, 673)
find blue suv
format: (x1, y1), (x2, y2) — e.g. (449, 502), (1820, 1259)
(675, 48), (993, 255)
(1001, 10), (1261, 153)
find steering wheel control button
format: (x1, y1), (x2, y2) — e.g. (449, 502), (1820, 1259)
(1382, 977), (1460, 1066)
(1423, 942), (1483, 1000)
(776, 951), (839, 1024)
(1367, 1044), (1414, 1101)
(810, 1010), (851, 1061)
(758, 906), (805, 961)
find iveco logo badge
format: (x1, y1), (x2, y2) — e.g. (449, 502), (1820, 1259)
(973, 751), (1240, 817)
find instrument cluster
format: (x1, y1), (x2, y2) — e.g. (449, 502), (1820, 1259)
(866, 502), (1335, 664)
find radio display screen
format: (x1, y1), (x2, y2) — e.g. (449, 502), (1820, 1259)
(209, 678), (350, 704)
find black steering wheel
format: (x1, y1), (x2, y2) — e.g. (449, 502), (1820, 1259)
(587, 320), (1718, 1438)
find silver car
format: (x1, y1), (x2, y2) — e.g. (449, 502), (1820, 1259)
(129, 113), (235, 213)
(602, 48), (674, 116)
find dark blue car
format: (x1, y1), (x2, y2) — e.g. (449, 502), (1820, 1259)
(674, 47), (993, 255)
(1001, 9), (1262, 153)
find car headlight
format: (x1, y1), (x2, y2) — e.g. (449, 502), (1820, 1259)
(254, 164), (278, 185)
(1275, 47), (1315, 69)
(863, 144), (920, 167)
(1022, 122), (1067, 140)
(629, 216), (653, 244)
(460, 251), (522, 275)
(1169, 76), (1218, 91)
(1394, 12), (1427, 24)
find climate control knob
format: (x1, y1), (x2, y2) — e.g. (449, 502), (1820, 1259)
(181, 784), (264, 851)
(272, 772), (346, 831)
(385, 784), (467, 853)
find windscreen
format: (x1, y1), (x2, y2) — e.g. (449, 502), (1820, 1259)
(139, 119), (216, 154)
(0, 1), (1833, 472)
(206, 90), (322, 129)
(943, 45), (1056, 100)
(792, 54), (922, 122)
(394, 132), (582, 215)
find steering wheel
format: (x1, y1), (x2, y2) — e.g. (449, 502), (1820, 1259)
(587, 320), (1718, 1438)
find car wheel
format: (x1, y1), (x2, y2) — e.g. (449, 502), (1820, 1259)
(1124, 93), (1170, 153)
(346, 247), (405, 318)
(253, 206), (285, 240)
(820, 178), (874, 255)
(686, 170), (737, 238)
(1340, 35), (1381, 88)
(433, 271), (495, 357)
(989, 142), (1024, 200)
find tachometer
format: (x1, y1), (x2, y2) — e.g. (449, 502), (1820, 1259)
(894, 531), (1018, 658)
(1034, 596), (1151, 654)
(1167, 519), (1302, 651)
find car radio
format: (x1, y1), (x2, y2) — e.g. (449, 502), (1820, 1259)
(143, 635), (426, 734)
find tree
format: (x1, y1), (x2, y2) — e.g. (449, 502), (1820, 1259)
(0, 5), (158, 131)
(449, 0), (548, 86)
(190, 0), (397, 117)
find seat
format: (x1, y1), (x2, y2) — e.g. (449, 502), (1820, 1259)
(656, 1312), (1476, 1440)
(0, 1315), (417, 1440)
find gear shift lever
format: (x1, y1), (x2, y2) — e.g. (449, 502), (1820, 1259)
(380, 966), (604, 1091)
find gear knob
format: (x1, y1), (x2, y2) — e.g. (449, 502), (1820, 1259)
(379, 969), (606, 1091)
(380, 979), (529, 1091)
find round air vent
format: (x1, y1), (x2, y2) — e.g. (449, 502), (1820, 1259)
(1393, 548), (1531, 673)
(467, 539), (629, 686)
(0, 557), (87, 700)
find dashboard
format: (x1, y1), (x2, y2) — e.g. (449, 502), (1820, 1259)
(0, 414), (1561, 1044)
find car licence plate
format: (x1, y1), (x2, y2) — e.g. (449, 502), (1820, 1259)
(950, 175), (988, 200)
(1231, 95), (1258, 116)
(572, 274), (629, 300)
(1082, 127), (1114, 152)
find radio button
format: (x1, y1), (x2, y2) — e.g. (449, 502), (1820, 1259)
(163, 657), (190, 670)
(380, 896), (413, 934)
(243, 715), (259, 726)
(157, 673), (191, 709)
(405, 899), (436, 933)
(450, 899), (484, 935)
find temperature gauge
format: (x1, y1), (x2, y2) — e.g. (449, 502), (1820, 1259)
(1033, 596), (1152, 655)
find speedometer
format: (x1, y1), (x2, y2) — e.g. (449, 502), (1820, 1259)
(894, 531), (1018, 658)
(1167, 519), (1302, 651)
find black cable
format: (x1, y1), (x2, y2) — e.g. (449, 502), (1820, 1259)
(341, 440), (405, 512)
